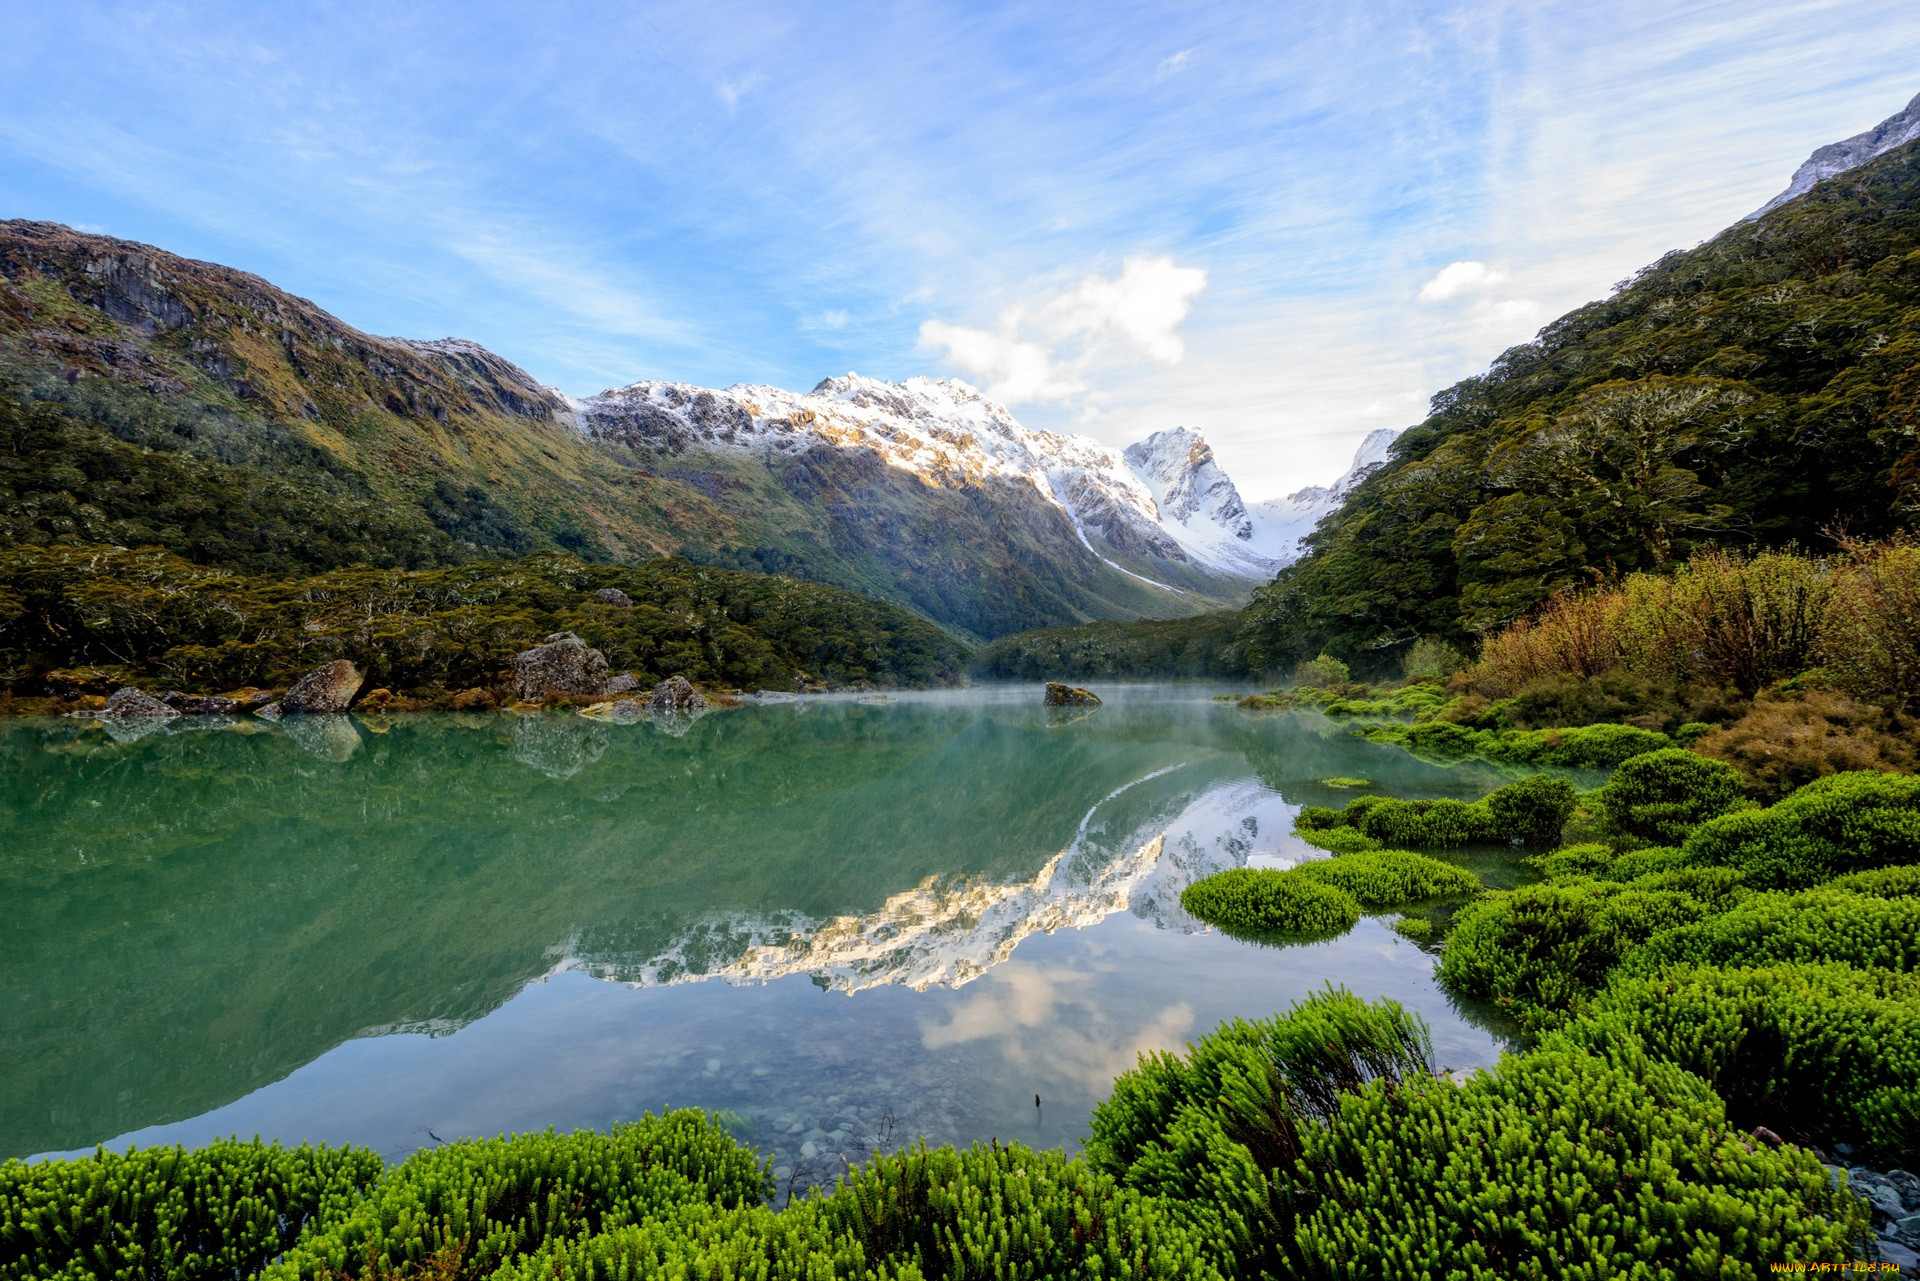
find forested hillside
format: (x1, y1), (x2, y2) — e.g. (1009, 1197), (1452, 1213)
(1241, 136), (1920, 670)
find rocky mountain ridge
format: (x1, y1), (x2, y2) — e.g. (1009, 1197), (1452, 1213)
(0, 218), (1374, 639)
(1750, 90), (1920, 219)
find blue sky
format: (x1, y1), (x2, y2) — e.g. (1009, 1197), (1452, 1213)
(4, 1), (1919, 497)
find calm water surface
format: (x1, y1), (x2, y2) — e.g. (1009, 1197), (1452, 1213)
(1, 686), (1540, 1185)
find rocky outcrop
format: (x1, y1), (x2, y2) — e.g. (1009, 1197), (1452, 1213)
(645, 676), (709, 714)
(279, 660), (365, 714)
(101, 687), (178, 720)
(1044, 683), (1101, 707)
(1750, 92), (1920, 220)
(594, 587), (633, 607)
(605, 673), (639, 695)
(512, 633), (609, 702)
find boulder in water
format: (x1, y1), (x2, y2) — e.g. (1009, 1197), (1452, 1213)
(1044, 683), (1101, 707)
(101, 687), (179, 720)
(162, 691), (240, 715)
(645, 676), (709, 714)
(513, 633), (610, 702)
(281, 660), (365, 714)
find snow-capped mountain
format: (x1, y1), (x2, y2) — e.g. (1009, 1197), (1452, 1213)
(577, 373), (1353, 586)
(1247, 427), (1400, 561)
(1749, 91), (1920, 220)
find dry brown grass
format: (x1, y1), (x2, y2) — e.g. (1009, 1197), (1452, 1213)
(1693, 688), (1920, 800)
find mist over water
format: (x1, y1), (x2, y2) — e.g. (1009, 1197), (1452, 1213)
(2, 687), (1532, 1182)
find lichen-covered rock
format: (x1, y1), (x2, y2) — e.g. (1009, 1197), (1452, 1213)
(280, 660), (365, 713)
(605, 673), (639, 694)
(513, 633), (610, 702)
(1044, 682), (1101, 707)
(102, 687), (179, 720)
(645, 676), (709, 714)
(594, 587), (633, 608)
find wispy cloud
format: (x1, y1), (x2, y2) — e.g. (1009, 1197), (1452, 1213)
(918, 255), (1206, 405)
(1155, 49), (1191, 81)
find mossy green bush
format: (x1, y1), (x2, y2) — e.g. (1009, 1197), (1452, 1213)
(1179, 869), (1359, 937)
(1530, 841), (1616, 879)
(1622, 886), (1920, 978)
(1827, 863), (1920, 898)
(1296, 825), (1382, 855)
(1368, 719), (1674, 769)
(1676, 769), (1920, 889)
(1290, 1038), (1867, 1271)
(1600, 748), (1748, 844)
(0, 1140), (382, 1281)
(1091, 992), (1866, 1274)
(1350, 796), (1497, 847)
(1306, 773), (1579, 850)
(1438, 876), (1735, 1031)
(1562, 963), (1920, 1165)
(268, 1111), (767, 1280)
(1290, 849), (1480, 907)
(1482, 773), (1578, 845)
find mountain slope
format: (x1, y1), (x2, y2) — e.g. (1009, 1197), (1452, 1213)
(1244, 127), (1920, 671)
(1750, 91), (1920, 219)
(0, 221), (1286, 638)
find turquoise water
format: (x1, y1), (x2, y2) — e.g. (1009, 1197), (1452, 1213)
(1, 686), (1535, 1188)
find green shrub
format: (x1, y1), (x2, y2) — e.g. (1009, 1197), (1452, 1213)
(1401, 638), (1463, 681)
(1293, 805), (1342, 832)
(1531, 842), (1615, 879)
(1624, 886), (1920, 977)
(1827, 863), (1920, 898)
(1439, 877), (1732, 1031)
(1365, 719), (1672, 767)
(1292, 1038), (1868, 1270)
(1600, 748), (1747, 844)
(1562, 963), (1920, 1165)
(1350, 797), (1496, 848)
(0, 1140), (382, 1281)
(1290, 849), (1481, 907)
(1086, 989), (1433, 1276)
(1482, 773), (1577, 845)
(1602, 845), (1689, 880)
(268, 1111), (767, 1280)
(1294, 653), (1350, 688)
(1296, 826), (1382, 855)
(1678, 769), (1920, 889)
(1179, 869), (1359, 937)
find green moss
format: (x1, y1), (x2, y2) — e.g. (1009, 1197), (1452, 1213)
(1290, 849), (1481, 907)
(1677, 768), (1920, 889)
(1180, 868), (1360, 937)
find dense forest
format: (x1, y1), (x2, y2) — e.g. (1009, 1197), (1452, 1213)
(0, 545), (967, 703)
(1238, 135), (1920, 670)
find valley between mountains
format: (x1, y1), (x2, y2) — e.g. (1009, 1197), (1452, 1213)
(0, 219), (1373, 645)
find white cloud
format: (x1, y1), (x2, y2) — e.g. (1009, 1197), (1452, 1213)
(814, 308), (849, 329)
(1155, 50), (1191, 80)
(1469, 296), (1543, 336)
(717, 74), (765, 113)
(1417, 260), (1505, 302)
(919, 255), (1206, 405)
(918, 319), (1083, 403)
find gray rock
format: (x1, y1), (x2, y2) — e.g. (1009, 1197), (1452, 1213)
(1043, 682), (1100, 707)
(645, 676), (709, 714)
(102, 687), (179, 720)
(605, 673), (639, 694)
(280, 660), (364, 714)
(513, 633), (610, 703)
(594, 587), (633, 607)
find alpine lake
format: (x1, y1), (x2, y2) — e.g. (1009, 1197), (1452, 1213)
(2, 685), (1566, 1193)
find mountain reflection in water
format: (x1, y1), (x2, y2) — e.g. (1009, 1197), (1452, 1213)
(1, 688), (1529, 1166)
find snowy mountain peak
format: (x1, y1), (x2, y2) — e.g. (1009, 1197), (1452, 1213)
(574, 371), (1381, 584)
(1749, 91), (1920, 220)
